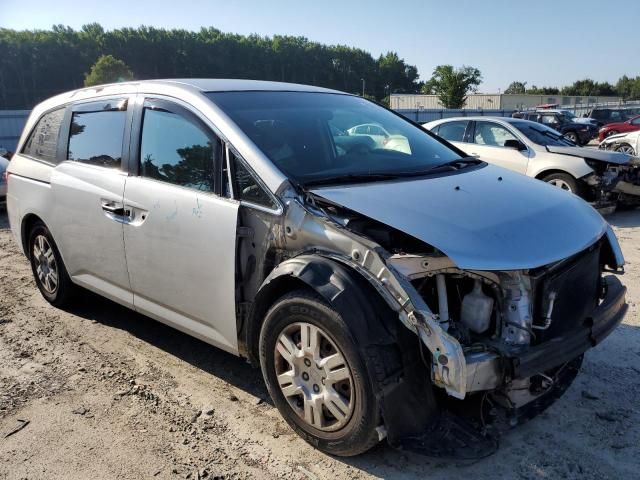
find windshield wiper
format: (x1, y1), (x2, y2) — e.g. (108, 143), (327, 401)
(303, 172), (408, 187)
(426, 156), (484, 172)
(302, 157), (483, 187)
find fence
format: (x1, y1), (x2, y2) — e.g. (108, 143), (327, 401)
(0, 110), (30, 152)
(395, 109), (515, 123)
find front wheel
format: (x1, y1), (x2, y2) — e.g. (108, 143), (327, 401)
(564, 131), (579, 144)
(616, 144), (636, 155)
(259, 290), (381, 456)
(28, 221), (76, 307)
(542, 172), (579, 195)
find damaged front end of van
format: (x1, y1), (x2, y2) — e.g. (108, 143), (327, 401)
(244, 165), (628, 459)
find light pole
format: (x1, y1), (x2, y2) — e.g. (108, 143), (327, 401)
(361, 78), (365, 97)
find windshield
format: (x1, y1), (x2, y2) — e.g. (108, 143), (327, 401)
(559, 111), (577, 121)
(510, 120), (575, 146)
(207, 92), (463, 185)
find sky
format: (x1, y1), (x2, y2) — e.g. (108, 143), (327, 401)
(2, 0), (639, 92)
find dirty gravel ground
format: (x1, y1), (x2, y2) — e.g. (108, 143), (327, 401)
(0, 209), (639, 480)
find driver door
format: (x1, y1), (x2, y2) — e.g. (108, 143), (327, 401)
(122, 97), (240, 353)
(468, 121), (530, 174)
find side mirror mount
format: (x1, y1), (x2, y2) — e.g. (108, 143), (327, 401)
(504, 139), (527, 151)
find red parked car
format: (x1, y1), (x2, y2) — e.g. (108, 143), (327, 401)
(598, 115), (640, 141)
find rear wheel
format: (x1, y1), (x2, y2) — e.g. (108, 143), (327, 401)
(28, 221), (76, 307)
(259, 290), (380, 456)
(542, 172), (579, 195)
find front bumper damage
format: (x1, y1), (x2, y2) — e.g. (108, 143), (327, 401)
(465, 275), (627, 392)
(514, 275), (626, 378)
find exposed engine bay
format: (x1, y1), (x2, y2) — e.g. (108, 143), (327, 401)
(591, 148), (640, 209)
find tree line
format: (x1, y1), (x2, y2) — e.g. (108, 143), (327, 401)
(1, 24), (638, 111)
(504, 77), (640, 99)
(0, 24), (422, 109)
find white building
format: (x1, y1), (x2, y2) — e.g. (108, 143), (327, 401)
(390, 94), (623, 111)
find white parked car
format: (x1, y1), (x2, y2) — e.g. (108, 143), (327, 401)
(346, 123), (411, 154)
(424, 116), (633, 208)
(6, 80), (629, 458)
(599, 130), (640, 156)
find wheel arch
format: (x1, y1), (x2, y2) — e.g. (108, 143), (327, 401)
(20, 213), (45, 256)
(244, 254), (398, 367)
(534, 168), (578, 181)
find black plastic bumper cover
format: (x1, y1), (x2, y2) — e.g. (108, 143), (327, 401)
(514, 275), (627, 379)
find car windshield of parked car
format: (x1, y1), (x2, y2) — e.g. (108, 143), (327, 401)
(510, 121), (575, 146)
(207, 92), (465, 185)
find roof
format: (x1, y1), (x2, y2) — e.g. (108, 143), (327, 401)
(425, 116), (526, 124)
(146, 78), (344, 94)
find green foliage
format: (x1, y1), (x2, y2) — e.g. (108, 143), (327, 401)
(0, 24), (422, 108)
(422, 65), (482, 109)
(84, 54), (133, 86)
(560, 79), (616, 96)
(504, 81), (527, 94)
(525, 85), (560, 95)
(615, 75), (640, 100)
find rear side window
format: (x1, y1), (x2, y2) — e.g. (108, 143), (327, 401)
(140, 108), (219, 192)
(437, 121), (469, 142)
(67, 106), (126, 168)
(22, 108), (65, 163)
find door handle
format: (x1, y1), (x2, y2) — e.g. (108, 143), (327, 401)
(101, 200), (129, 217)
(470, 153), (480, 157)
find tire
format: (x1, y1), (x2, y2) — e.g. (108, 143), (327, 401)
(541, 172), (580, 195)
(615, 144), (636, 155)
(563, 131), (579, 144)
(28, 221), (76, 307)
(259, 290), (380, 456)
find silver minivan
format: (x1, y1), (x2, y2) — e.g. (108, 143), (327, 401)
(6, 79), (628, 458)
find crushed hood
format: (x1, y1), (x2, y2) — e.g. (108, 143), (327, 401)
(311, 165), (607, 271)
(546, 145), (631, 164)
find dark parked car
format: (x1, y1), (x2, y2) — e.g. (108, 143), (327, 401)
(512, 111), (598, 145)
(587, 107), (640, 126)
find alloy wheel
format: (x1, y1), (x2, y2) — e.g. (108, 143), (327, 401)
(547, 178), (573, 192)
(617, 145), (635, 155)
(32, 234), (58, 294)
(274, 322), (354, 432)
(565, 132), (578, 143)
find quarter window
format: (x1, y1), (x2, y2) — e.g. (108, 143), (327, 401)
(140, 108), (219, 192)
(474, 122), (518, 147)
(230, 151), (277, 209)
(22, 108), (65, 163)
(437, 121), (469, 142)
(67, 106), (126, 168)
